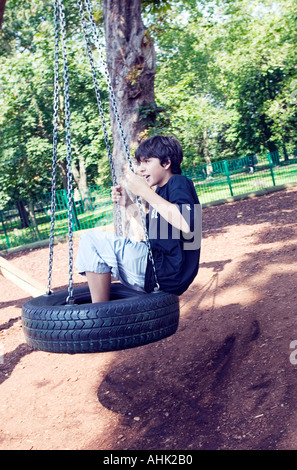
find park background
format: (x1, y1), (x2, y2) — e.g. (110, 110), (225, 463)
(1, 0), (297, 452)
(1, 0), (297, 251)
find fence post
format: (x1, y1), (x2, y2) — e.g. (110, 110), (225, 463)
(267, 153), (276, 186)
(61, 189), (80, 233)
(223, 160), (234, 196)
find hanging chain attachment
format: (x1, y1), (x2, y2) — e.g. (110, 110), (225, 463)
(47, 0), (160, 297)
(47, 0), (75, 304)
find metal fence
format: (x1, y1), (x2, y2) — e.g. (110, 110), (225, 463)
(1, 149), (297, 252)
(0, 185), (114, 252)
(184, 150), (297, 204)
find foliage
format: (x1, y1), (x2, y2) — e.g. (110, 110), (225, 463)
(0, 0), (113, 207)
(147, 0), (297, 164)
(0, 0), (297, 205)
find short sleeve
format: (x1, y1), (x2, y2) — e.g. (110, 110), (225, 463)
(167, 176), (199, 234)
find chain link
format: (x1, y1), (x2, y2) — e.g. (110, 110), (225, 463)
(47, 0), (160, 296)
(58, 0), (76, 304)
(77, 0), (123, 237)
(82, 0), (160, 290)
(46, 0), (60, 295)
(47, 0), (75, 303)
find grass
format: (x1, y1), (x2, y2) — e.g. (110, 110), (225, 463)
(1, 162), (297, 251)
(194, 164), (297, 204)
(0, 203), (114, 251)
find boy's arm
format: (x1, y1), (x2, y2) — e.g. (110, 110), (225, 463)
(126, 172), (191, 234)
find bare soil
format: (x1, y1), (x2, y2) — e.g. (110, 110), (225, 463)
(1, 187), (297, 451)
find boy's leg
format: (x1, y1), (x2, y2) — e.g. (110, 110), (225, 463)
(85, 271), (111, 303)
(75, 229), (148, 302)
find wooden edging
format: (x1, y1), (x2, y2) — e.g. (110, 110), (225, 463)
(0, 255), (46, 297)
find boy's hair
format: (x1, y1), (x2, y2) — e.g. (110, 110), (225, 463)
(135, 135), (183, 174)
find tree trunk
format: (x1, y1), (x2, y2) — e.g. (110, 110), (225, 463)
(103, 0), (156, 156)
(203, 129), (213, 177)
(103, 0), (156, 238)
(28, 201), (40, 237)
(282, 143), (289, 161)
(260, 114), (278, 153)
(0, 0), (7, 29)
(57, 160), (68, 190)
(16, 200), (30, 229)
(72, 152), (93, 211)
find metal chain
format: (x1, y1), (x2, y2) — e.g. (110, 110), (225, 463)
(83, 0), (132, 168)
(57, 0), (75, 303)
(82, 0), (132, 241)
(46, 0), (60, 295)
(47, 0), (160, 296)
(82, 0), (160, 290)
(77, 0), (123, 236)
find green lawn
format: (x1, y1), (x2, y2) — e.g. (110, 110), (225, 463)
(195, 164), (297, 204)
(1, 163), (297, 251)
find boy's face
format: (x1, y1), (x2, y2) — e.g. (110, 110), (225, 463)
(137, 156), (173, 187)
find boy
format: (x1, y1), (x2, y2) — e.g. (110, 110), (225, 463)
(75, 135), (201, 302)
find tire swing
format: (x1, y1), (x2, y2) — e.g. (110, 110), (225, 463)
(22, 0), (180, 354)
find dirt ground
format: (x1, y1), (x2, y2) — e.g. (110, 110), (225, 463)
(1, 186), (297, 451)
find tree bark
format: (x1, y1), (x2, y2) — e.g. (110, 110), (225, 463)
(28, 201), (40, 237)
(72, 154), (93, 212)
(202, 129), (213, 177)
(103, 0), (156, 238)
(0, 0), (7, 29)
(103, 0), (156, 155)
(16, 200), (30, 229)
(57, 160), (67, 190)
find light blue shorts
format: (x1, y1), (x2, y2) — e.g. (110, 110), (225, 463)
(75, 229), (148, 291)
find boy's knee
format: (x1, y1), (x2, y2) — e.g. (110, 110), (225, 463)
(78, 229), (111, 253)
(79, 231), (90, 243)
(78, 230), (96, 250)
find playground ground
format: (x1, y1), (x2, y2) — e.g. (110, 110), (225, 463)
(0, 186), (297, 451)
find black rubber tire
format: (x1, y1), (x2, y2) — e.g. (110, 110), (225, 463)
(22, 283), (180, 354)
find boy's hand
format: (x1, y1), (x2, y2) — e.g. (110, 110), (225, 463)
(126, 170), (150, 198)
(111, 185), (129, 207)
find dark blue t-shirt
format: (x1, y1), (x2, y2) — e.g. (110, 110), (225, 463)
(144, 174), (201, 295)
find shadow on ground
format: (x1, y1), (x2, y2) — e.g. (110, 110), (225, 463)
(86, 188), (297, 450)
